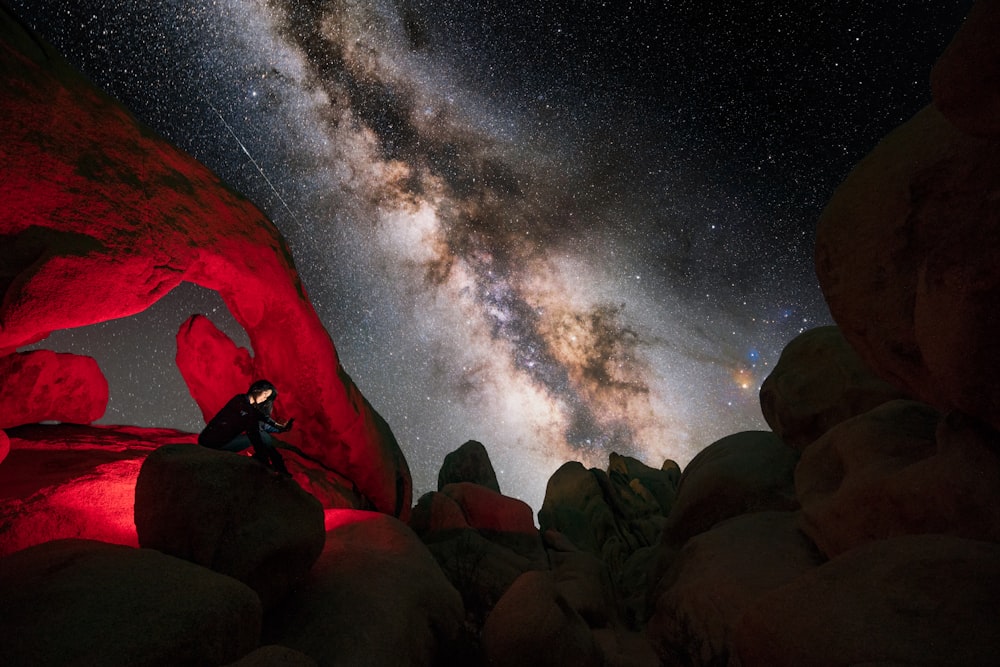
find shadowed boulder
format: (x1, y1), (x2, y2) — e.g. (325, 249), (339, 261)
(0, 538), (262, 667)
(134, 444), (325, 608)
(438, 439), (501, 493)
(735, 535), (1000, 667)
(223, 645), (318, 667)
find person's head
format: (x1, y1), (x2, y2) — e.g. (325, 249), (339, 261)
(247, 379), (277, 405)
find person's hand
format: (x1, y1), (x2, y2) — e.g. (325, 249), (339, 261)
(282, 418), (295, 432)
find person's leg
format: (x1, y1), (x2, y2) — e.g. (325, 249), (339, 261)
(220, 434), (253, 452)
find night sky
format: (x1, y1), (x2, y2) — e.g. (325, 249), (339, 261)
(12, 0), (973, 509)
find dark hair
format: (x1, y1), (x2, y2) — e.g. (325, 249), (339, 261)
(247, 379), (277, 398)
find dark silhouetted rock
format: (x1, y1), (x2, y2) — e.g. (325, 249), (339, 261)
(734, 535), (1000, 667)
(175, 314), (255, 424)
(663, 431), (799, 546)
(223, 645), (318, 667)
(0, 424), (191, 557)
(482, 570), (602, 667)
(647, 511), (823, 667)
(266, 510), (465, 667)
(0, 350), (108, 428)
(759, 326), (908, 450)
(796, 401), (1000, 558)
(438, 439), (501, 493)
(608, 452), (678, 517)
(931, 1), (1000, 138)
(0, 3), (410, 518)
(134, 444), (325, 607)
(815, 103), (1000, 433)
(0, 538), (262, 667)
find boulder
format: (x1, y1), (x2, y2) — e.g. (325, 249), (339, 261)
(0, 538), (262, 667)
(266, 510), (466, 667)
(734, 535), (1000, 667)
(481, 570), (602, 667)
(439, 481), (537, 534)
(608, 452), (679, 516)
(0, 429), (8, 465)
(0, 350), (108, 427)
(931, 0), (1000, 138)
(438, 439), (501, 493)
(759, 326), (908, 449)
(663, 431), (799, 546)
(223, 645), (318, 667)
(0, 4), (410, 518)
(647, 511), (824, 667)
(815, 103), (1000, 432)
(796, 401), (1000, 558)
(175, 314), (254, 424)
(134, 444), (325, 607)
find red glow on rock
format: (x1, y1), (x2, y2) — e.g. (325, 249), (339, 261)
(0, 350), (108, 428)
(442, 482), (538, 534)
(324, 508), (386, 532)
(176, 314), (254, 423)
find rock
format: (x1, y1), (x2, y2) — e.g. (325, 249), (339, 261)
(0, 424), (189, 557)
(175, 314), (255, 424)
(759, 326), (908, 449)
(0, 4), (410, 518)
(134, 444), (325, 607)
(647, 511), (823, 667)
(481, 570), (602, 667)
(0, 350), (108, 428)
(815, 103), (1000, 432)
(0, 538), (262, 667)
(410, 489), (471, 534)
(663, 431), (799, 546)
(608, 452), (678, 517)
(266, 510), (466, 667)
(223, 645), (318, 667)
(734, 535), (1000, 667)
(0, 429), (8, 465)
(931, 0), (1000, 138)
(439, 481), (537, 534)
(438, 439), (501, 493)
(796, 401), (1000, 558)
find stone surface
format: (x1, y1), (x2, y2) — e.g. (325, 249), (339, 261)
(796, 401), (1000, 558)
(175, 314), (255, 424)
(134, 443), (325, 607)
(438, 439), (501, 493)
(266, 510), (466, 667)
(815, 103), (1000, 432)
(663, 431), (799, 546)
(0, 4), (410, 517)
(439, 481), (537, 534)
(0, 429), (8, 465)
(0, 350), (108, 428)
(759, 326), (908, 450)
(734, 535), (1000, 667)
(647, 511), (823, 667)
(0, 424), (190, 557)
(481, 569), (602, 667)
(0, 538), (262, 667)
(931, 0), (1000, 138)
(223, 645), (318, 667)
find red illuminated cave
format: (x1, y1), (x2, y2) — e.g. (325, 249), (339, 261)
(0, 11), (410, 526)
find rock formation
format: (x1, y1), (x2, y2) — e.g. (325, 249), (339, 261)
(0, 5), (410, 518)
(0, 350), (108, 428)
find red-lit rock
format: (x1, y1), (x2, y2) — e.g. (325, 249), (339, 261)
(410, 490), (470, 535)
(0, 350), (108, 427)
(134, 444), (325, 608)
(175, 314), (254, 423)
(0, 6), (410, 517)
(0, 430), (8, 465)
(441, 482), (536, 534)
(266, 511), (466, 666)
(0, 538), (262, 667)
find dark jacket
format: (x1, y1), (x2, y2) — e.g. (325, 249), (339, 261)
(198, 394), (282, 449)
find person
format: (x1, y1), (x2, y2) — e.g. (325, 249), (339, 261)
(198, 379), (294, 476)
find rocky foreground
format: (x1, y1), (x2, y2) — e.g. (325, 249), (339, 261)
(4, 1), (1000, 665)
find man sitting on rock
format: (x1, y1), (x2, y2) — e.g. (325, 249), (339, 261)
(198, 379), (294, 476)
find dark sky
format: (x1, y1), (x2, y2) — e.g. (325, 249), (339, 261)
(11, 0), (974, 508)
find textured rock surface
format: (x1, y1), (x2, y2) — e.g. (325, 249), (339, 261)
(815, 103), (1000, 432)
(663, 431), (799, 545)
(223, 645), (318, 667)
(0, 538), (262, 667)
(175, 314), (255, 424)
(647, 511), (823, 667)
(266, 510), (465, 667)
(734, 535), (1000, 667)
(931, 0), (1000, 138)
(438, 439), (501, 493)
(134, 444), (325, 607)
(796, 401), (1000, 558)
(0, 4), (410, 517)
(0, 350), (108, 428)
(759, 326), (907, 449)
(481, 570), (602, 667)
(0, 424), (190, 557)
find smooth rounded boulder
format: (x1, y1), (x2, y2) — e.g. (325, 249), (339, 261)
(437, 439), (501, 493)
(134, 444), (325, 607)
(0, 538), (262, 667)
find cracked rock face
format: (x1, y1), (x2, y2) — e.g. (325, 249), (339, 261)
(0, 10), (410, 517)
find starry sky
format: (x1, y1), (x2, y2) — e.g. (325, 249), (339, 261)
(12, 0), (973, 510)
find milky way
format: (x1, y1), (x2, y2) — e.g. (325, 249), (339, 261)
(11, 0), (972, 509)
